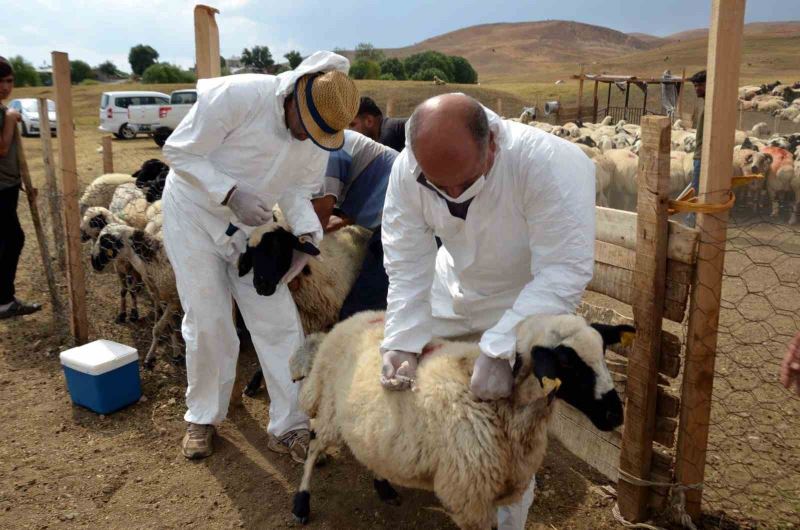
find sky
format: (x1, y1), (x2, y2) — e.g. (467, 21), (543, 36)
(0, 0), (790, 73)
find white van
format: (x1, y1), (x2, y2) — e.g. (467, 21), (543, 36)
(98, 91), (169, 139)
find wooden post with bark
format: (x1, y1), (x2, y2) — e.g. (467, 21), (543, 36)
(194, 5), (221, 80)
(495, 97), (503, 117)
(385, 99), (395, 117)
(592, 79), (599, 123)
(52, 51), (89, 344)
(675, 0), (744, 521)
(102, 136), (113, 173)
(576, 65), (584, 122)
(677, 68), (687, 120)
(37, 97), (66, 273)
(616, 115), (672, 522)
(15, 127), (64, 320)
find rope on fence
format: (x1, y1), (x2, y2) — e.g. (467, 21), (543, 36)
(613, 468), (703, 530)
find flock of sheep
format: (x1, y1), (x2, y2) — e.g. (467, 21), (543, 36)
(738, 80), (800, 123)
(514, 109), (800, 223)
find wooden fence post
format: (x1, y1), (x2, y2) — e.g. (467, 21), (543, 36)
(15, 127), (65, 321)
(52, 51), (89, 345)
(37, 97), (66, 273)
(675, 0), (744, 522)
(592, 80), (599, 123)
(495, 97), (503, 117)
(577, 65), (585, 122)
(385, 98), (395, 117)
(677, 68), (687, 119)
(102, 136), (114, 173)
(616, 115), (672, 522)
(194, 4), (221, 80)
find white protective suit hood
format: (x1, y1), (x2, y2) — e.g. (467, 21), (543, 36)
(274, 51), (351, 98)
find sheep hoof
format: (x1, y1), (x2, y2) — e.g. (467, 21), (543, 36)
(373, 479), (401, 505)
(129, 308), (140, 322)
(292, 491), (310, 524)
(115, 312), (127, 324)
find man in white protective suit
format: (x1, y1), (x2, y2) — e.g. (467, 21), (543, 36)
(379, 94), (596, 530)
(161, 51), (359, 462)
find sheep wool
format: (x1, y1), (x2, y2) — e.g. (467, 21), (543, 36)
(78, 173), (135, 215)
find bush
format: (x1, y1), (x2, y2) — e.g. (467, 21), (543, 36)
(80, 79), (101, 85)
(141, 63), (196, 84)
(404, 51), (453, 82)
(128, 44), (159, 76)
(449, 56), (478, 84)
(349, 60), (381, 80)
(354, 43), (385, 63)
(379, 73), (396, 81)
(411, 67), (449, 82)
(70, 60), (94, 84)
(8, 56), (41, 87)
(379, 58), (406, 81)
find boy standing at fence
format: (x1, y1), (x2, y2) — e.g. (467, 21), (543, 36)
(0, 56), (41, 320)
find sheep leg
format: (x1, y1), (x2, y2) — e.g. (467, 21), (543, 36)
(143, 302), (176, 369)
(128, 277), (140, 322)
(292, 438), (324, 524)
(169, 313), (185, 365)
(115, 272), (128, 324)
(243, 368), (264, 397)
(373, 478), (401, 505)
(790, 197), (800, 225)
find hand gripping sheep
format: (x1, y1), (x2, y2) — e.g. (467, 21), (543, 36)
(289, 310), (633, 530)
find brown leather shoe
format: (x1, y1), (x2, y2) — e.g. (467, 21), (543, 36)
(268, 429), (309, 464)
(182, 423), (215, 459)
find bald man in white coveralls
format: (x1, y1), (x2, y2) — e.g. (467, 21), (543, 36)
(379, 94), (596, 529)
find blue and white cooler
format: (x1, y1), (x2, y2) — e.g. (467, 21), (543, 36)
(60, 340), (141, 414)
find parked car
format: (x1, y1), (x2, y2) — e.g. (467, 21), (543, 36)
(8, 98), (57, 137)
(127, 89), (197, 147)
(98, 91), (169, 140)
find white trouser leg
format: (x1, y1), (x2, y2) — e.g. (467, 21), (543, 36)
(162, 194), (238, 426)
(497, 476), (536, 530)
(230, 268), (309, 437)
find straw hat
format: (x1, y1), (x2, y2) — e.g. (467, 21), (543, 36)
(295, 70), (360, 151)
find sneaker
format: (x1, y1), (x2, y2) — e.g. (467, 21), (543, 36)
(268, 429), (310, 464)
(0, 299), (42, 320)
(181, 423), (215, 459)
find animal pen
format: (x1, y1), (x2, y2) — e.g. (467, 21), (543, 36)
(10, 0), (798, 528)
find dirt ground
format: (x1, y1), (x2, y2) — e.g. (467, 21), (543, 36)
(1, 98), (798, 529)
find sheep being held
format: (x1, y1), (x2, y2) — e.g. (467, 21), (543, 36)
(290, 310), (631, 530)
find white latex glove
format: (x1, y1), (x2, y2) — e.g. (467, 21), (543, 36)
(226, 186), (272, 226)
(380, 350), (418, 391)
(470, 352), (513, 400)
(280, 250), (311, 285)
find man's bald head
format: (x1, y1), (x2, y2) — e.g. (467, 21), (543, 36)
(408, 94), (495, 199)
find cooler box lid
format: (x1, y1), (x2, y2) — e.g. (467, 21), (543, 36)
(60, 340), (139, 376)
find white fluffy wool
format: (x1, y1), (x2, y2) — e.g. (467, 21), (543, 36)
(78, 173), (135, 215)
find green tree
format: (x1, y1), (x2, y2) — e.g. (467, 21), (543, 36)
(142, 63), (196, 84)
(241, 46), (274, 73)
(284, 50), (303, 69)
(128, 44), (159, 76)
(379, 58), (406, 81)
(70, 60), (93, 84)
(379, 73), (396, 81)
(96, 60), (122, 78)
(349, 60), (381, 80)
(404, 51), (454, 82)
(355, 42), (384, 63)
(449, 56), (478, 84)
(8, 56), (41, 86)
(411, 67), (449, 82)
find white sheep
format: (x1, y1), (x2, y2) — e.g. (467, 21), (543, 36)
(669, 151), (694, 197)
(109, 182), (149, 230)
(762, 146), (799, 223)
(749, 122), (770, 139)
(78, 173), (135, 215)
(732, 149), (772, 212)
(91, 224), (181, 367)
(290, 310), (631, 529)
(144, 200), (163, 236)
(602, 148), (639, 211)
(80, 207), (143, 324)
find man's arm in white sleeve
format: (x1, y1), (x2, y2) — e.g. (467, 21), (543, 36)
(480, 140), (596, 361)
(381, 156), (438, 354)
(278, 146), (326, 243)
(162, 80), (250, 205)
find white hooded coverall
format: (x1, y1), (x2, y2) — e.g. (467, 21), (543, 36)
(161, 51), (349, 435)
(381, 107), (596, 529)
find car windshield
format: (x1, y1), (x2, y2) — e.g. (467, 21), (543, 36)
(22, 100), (55, 112)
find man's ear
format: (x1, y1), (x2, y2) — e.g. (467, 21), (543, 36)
(591, 323), (636, 348)
(238, 246), (254, 277)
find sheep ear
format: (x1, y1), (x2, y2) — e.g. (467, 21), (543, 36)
(89, 214), (107, 231)
(591, 323), (636, 348)
(292, 236), (320, 256)
(238, 247), (254, 277)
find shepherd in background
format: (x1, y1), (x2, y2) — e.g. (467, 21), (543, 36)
(0, 56), (42, 320)
(348, 96), (407, 153)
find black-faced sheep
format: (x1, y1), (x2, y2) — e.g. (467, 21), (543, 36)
(290, 311), (631, 529)
(91, 224), (182, 367)
(80, 207), (144, 324)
